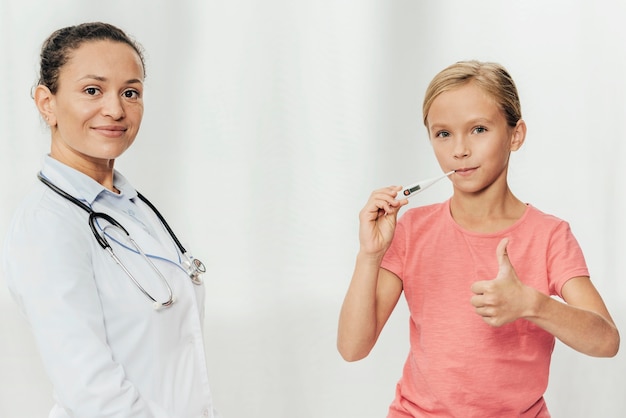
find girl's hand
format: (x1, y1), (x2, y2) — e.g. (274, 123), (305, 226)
(470, 238), (534, 327)
(358, 186), (408, 256)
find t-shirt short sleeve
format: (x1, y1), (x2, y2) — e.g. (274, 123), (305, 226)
(546, 220), (590, 297)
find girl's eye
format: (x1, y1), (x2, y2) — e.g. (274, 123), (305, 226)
(473, 126), (487, 134)
(435, 131), (450, 139)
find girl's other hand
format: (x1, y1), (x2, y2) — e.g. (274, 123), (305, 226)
(358, 186), (408, 256)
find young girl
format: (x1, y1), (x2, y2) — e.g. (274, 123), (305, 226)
(337, 60), (619, 417)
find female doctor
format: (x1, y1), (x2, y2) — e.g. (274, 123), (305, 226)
(2, 22), (221, 417)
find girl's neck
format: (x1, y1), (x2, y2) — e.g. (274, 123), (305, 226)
(449, 185), (526, 233)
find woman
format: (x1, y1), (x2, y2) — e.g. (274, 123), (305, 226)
(2, 22), (220, 417)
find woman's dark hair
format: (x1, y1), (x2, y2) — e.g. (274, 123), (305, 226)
(37, 22), (146, 94)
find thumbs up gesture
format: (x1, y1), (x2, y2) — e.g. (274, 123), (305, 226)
(470, 238), (534, 327)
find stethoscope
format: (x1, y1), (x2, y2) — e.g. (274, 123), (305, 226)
(37, 172), (206, 310)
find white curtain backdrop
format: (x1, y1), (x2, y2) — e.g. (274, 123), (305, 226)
(1, 1), (625, 417)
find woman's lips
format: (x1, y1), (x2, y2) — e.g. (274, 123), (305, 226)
(92, 125), (127, 138)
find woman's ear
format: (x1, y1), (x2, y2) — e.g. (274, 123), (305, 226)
(510, 119), (526, 151)
(33, 85), (57, 127)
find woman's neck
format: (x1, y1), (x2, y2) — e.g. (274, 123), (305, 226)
(49, 148), (117, 193)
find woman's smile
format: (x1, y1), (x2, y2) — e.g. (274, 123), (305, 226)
(91, 124), (128, 138)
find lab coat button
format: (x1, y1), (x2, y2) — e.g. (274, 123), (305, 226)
(202, 408), (210, 416)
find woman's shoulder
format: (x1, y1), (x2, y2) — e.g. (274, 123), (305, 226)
(6, 183), (90, 244)
(14, 183), (79, 217)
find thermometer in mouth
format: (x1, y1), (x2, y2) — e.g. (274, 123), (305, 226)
(397, 170), (455, 200)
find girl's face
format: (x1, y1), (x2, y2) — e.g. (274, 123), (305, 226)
(39, 40), (144, 172)
(426, 82), (525, 195)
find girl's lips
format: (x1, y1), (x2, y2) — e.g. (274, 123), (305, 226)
(455, 167), (477, 176)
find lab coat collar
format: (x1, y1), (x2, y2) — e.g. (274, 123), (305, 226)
(40, 155), (183, 266)
(41, 155), (139, 206)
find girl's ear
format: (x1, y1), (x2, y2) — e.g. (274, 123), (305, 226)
(33, 85), (57, 127)
(510, 119), (526, 151)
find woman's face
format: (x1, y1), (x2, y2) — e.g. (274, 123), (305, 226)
(43, 40), (144, 172)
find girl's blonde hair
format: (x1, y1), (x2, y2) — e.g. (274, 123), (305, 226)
(422, 60), (522, 128)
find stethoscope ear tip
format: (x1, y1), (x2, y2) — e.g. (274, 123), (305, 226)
(153, 296), (177, 310)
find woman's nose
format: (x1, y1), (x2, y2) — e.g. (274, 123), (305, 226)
(102, 94), (125, 120)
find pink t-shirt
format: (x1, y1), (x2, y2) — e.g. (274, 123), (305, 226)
(380, 200), (589, 418)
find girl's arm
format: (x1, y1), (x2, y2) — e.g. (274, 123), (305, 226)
(527, 276), (619, 357)
(337, 186), (407, 361)
(471, 238), (620, 357)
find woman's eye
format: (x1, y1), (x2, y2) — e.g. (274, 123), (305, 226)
(123, 89), (140, 100)
(85, 87), (99, 96)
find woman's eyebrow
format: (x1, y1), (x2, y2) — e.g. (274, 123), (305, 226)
(78, 74), (143, 84)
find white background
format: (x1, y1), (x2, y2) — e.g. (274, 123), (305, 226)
(1, 1), (625, 417)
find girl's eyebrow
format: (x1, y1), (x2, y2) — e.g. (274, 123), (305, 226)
(467, 117), (493, 125)
(430, 117), (494, 130)
(427, 122), (450, 133)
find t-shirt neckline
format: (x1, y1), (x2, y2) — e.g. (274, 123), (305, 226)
(444, 198), (532, 238)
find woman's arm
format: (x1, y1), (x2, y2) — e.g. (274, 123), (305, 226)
(337, 186), (407, 361)
(3, 200), (168, 417)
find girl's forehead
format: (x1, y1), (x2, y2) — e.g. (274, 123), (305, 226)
(432, 83), (498, 112)
(443, 82), (494, 100)
(427, 84), (504, 128)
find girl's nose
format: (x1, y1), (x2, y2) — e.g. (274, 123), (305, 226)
(453, 137), (470, 159)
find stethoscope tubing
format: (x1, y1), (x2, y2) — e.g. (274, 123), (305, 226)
(38, 172), (182, 253)
(36, 172), (203, 308)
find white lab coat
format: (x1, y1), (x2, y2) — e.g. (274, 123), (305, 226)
(3, 157), (220, 418)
